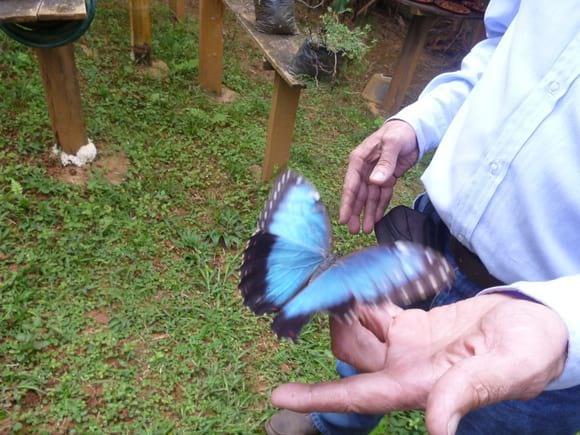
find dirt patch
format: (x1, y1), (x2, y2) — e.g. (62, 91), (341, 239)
(171, 208), (190, 217)
(22, 390), (41, 409)
(139, 60), (170, 81)
(93, 151), (129, 185)
(105, 357), (122, 369)
(47, 149), (129, 186)
(152, 257), (168, 273)
(86, 310), (110, 325)
(84, 384), (104, 409)
(208, 85), (238, 104)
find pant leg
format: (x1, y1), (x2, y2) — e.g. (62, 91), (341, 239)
(457, 385), (580, 435)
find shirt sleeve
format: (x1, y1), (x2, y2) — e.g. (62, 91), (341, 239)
(479, 275), (580, 391)
(389, 0), (519, 158)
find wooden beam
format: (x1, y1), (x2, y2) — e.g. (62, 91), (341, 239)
(0, 0), (86, 23)
(37, 0), (86, 21)
(199, 0), (224, 95)
(381, 15), (435, 115)
(262, 73), (301, 181)
(168, 0), (185, 21)
(35, 44), (88, 155)
(129, 0), (152, 65)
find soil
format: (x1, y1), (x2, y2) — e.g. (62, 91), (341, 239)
(47, 148), (129, 186)
(86, 310), (110, 325)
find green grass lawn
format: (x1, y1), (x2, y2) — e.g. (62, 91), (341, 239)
(1, 1), (429, 432)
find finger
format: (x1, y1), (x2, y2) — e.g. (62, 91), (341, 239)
(339, 169), (361, 224)
(369, 142), (401, 185)
(347, 183), (367, 233)
(363, 184), (381, 233)
(374, 185), (394, 223)
(271, 371), (408, 414)
(357, 303), (401, 342)
(425, 354), (518, 435)
(347, 215), (361, 234)
(330, 317), (387, 372)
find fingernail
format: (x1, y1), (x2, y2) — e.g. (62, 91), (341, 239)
(447, 413), (460, 435)
(371, 170), (386, 183)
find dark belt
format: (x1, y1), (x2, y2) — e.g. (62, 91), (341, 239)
(449, 236), (504, 289)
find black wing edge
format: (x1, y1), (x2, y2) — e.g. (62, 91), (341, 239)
(387, 243), (455, 308)
(239, 231), (281, 315)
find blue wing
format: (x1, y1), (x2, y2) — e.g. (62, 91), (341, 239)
(271, 242), (454, 339)
(239, 170), (332, 315)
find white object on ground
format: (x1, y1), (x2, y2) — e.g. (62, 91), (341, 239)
(52, 140), (97, 166)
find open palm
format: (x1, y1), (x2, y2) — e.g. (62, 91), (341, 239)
(271, 294), (567, 435)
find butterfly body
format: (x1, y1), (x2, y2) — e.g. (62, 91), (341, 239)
(239, 170), (454, 339)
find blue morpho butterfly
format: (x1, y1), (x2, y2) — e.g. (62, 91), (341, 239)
(239, 169), (454, 340)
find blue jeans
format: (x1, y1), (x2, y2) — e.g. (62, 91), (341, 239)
(311, 195), (580, 435)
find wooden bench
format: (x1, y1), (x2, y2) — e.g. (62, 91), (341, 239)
(0, 0), (89, 157)
(381, 0), (484, 114)
(198, 0), (306, 182)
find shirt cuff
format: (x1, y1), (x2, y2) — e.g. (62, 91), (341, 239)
(386, 100), (447, 160)
(478, 276), (580, 390)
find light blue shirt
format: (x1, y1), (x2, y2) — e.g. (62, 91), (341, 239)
(395, 0), (580, 390)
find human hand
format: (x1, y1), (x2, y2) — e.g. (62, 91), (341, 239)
(339, 120), (419, 234)
(271, 294), (568, 435)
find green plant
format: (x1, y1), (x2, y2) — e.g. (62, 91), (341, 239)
(331, 0), (351, 13)
(320, 9), (372, 61)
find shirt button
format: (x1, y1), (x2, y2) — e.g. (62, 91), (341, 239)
(489, 161), (500, 175)
(457, 234), (466, 244)
(548, 81), (560, 94)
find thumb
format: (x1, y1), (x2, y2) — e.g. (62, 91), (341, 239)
(425, 355), (513, 435)
(369, 142), (400, 185)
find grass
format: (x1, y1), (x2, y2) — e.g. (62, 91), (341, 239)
(1, 1), (428, 432)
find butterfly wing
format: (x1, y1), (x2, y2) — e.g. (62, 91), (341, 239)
(239, 170), (332, 315)
(271, 242), (454, 339)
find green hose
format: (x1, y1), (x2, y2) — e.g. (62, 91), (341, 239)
(0, 0), (96, 49)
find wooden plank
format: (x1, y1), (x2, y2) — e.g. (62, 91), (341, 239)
(381, 14), (435, 115)
(37, 0), (86, 21)
(199, 0), (224, 95)
(129, 0), (152, 65)
(168, 0), (185, 21)
(0, 0), (86, 23)
(394, 0), (482, 18)
(35, 43), (88, 155)
(222, 0), (305, 88)
(262, 72), (301, 181)
(0, 0), (41, 22)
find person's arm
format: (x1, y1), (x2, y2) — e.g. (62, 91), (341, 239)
(339, 2), (521, 233)
(393, 1), (519, 158)
(480, 275), (580, 390)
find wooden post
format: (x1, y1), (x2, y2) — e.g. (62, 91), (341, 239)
(381, 15), (436, 115)
(168, 0), (185, 21)
(262, 73), (301, 181)
(199, 0), (224, 95)
(35, 44), (88, 156)
(129, 0), (152, 65)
